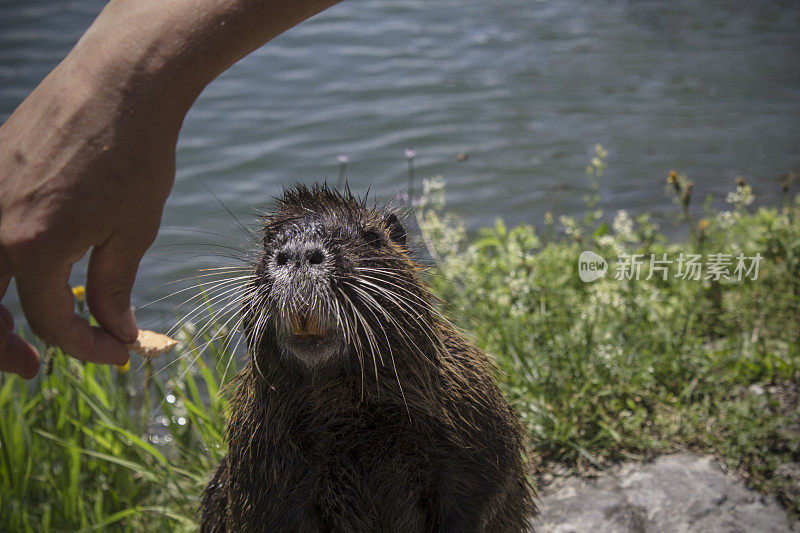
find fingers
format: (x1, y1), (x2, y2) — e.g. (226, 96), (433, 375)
(0, 275), (40, 378)
(0, 318), (41, 379)
(0, 304), (13, 329)
(15, 266), (129, 366)
(0, 274), (11, 325)
(86, 230), (155, 344)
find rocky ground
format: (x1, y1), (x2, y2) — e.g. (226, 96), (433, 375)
(532, 453), (799, 532)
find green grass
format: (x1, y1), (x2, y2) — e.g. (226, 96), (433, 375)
(418, 155), (800, 512)
(2, 151), (799, 528)
(0, 317), (235, 531)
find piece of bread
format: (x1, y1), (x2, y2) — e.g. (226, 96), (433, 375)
(126, 330), (179, 358)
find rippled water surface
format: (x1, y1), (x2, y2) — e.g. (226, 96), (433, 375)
(1, 0), (799, 328)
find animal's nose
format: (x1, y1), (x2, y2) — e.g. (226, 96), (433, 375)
(274, 242), (326, 269)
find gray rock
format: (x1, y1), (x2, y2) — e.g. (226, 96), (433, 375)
(533, 453), (800, 533)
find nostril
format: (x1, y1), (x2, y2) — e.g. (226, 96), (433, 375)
(275, 251), (289, 266)
(308, 249), (325, 266)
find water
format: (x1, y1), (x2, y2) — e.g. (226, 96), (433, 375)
(1, 0), (799, 329)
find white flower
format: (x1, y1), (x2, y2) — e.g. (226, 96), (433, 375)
(726, 185), (754, 207)
(559, 215), (577, 235)
(612, 210), (633, 236)
(717, 210), (737, 228)
(597, 235), (616, 247)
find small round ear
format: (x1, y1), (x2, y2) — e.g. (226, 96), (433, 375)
(384, 212), (407, 247)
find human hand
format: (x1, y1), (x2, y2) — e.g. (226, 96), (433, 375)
(0, 50), (180, 378)
(0, 0), (343, 379)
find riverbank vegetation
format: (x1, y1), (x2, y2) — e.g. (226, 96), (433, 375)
(2, 152), (799, 530)
(419, 151), (800, 512)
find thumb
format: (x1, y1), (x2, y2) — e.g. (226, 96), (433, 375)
(86, 232), (152, 343)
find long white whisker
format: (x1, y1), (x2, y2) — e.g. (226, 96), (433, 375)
(167, 282), (251, 338)
(348, 286), (410, 417)
(349, 278), (445, 358)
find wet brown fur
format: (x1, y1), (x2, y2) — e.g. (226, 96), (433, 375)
(200, 184), (535, 532)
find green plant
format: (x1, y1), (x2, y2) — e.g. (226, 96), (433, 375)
(418, 161), (800, 513)
(0, 305), (236, 531)
(2, 152), (799, 528)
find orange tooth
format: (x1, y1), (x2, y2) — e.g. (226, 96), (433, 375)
(290, 310), (325, 337)
(306, 313), (325, 336)
(290, 313), (303, 335)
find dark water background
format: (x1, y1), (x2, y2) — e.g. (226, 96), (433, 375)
(1, 0), (799, 330)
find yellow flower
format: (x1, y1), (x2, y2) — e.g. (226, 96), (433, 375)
(116, 359), (130, 373)
(697, 219), (710, 232)
(667, 169), (678, 184)
(72, 285), (86, 303)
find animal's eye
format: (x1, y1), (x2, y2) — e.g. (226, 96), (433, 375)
(362, 228), (384, 248)
(262, 224), (283, 247)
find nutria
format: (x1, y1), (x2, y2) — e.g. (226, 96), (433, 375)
(199, 184), (535, 532)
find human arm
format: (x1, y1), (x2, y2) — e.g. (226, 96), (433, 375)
(0, 0), (343, 378)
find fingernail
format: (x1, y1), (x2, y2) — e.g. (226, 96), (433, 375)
(119, 308), (139, 341)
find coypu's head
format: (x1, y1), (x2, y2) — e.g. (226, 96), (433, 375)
(244, 184), (434, 372)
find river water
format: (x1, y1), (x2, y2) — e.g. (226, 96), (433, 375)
(1, 0), (799, 330)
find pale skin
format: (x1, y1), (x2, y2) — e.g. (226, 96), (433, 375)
(0, 0), (343, 378)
